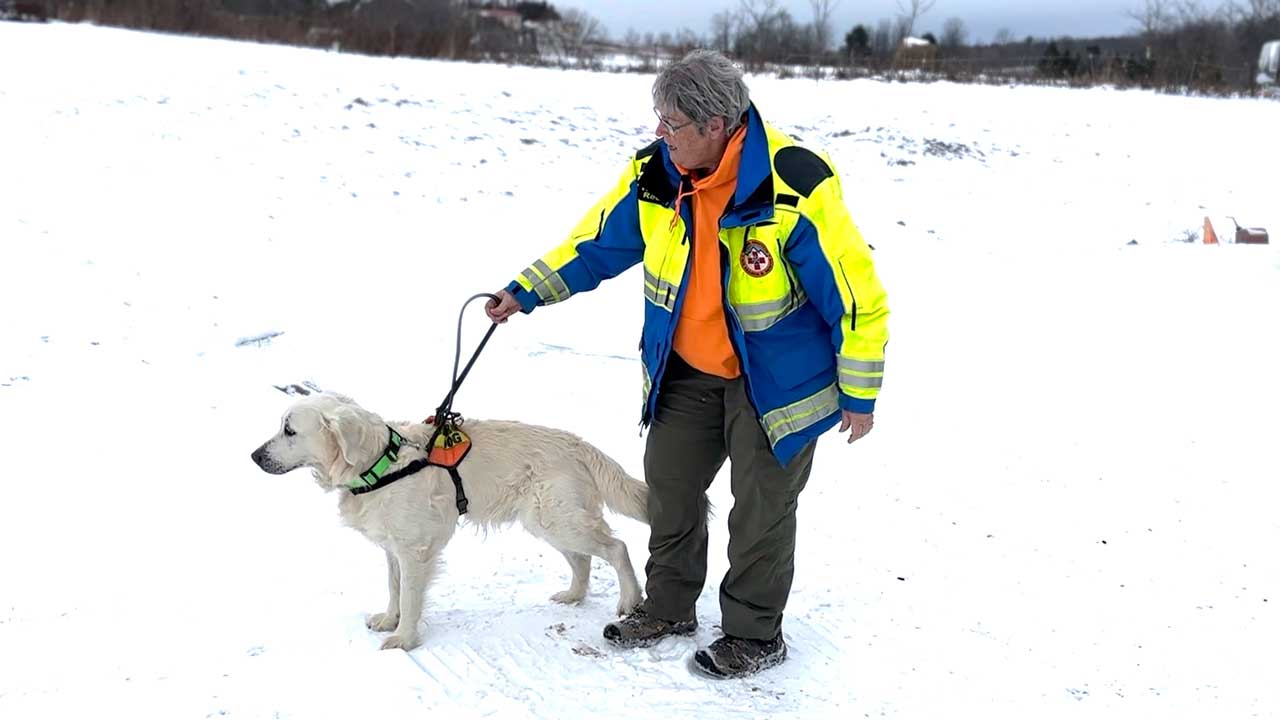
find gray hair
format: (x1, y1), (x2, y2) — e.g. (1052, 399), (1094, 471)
(652, 50), (751, 135)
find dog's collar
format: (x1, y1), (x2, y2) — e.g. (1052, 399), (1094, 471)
(347, 426), (408, 494)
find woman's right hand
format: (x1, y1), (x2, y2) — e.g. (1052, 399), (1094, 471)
(485, 290), (521, 323)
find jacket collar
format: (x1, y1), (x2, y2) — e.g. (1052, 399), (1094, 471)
(730, 103), (773, 222)
(652, 103), (775, 229)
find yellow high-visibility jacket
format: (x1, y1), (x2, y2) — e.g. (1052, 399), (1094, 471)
(506, 104), (888, 465)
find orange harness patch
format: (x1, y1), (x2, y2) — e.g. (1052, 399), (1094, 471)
(426, 416), (472, 469)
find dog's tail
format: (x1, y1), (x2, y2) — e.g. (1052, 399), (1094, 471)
(578, 441), (649, 524)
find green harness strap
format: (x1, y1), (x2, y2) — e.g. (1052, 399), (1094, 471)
(346, 427), (405, 493)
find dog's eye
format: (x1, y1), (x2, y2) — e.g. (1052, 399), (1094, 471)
(284, 424), (296, 437)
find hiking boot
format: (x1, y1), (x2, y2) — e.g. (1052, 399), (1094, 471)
(602, 607), (697, 648)
(692, 633), (787, 678)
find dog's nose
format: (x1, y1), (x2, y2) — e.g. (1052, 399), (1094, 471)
(251, 446), (266, 468)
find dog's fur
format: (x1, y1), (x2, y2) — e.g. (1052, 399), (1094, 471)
(251, 393), (648, 650)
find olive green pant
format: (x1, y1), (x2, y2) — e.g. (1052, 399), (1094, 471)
(641, 353), (815, 640)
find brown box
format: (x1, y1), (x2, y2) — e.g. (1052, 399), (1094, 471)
(1235, 227), (1270, 245)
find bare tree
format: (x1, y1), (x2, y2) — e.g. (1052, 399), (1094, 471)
(548, 7), (606, 60)
(739, 0), (781, 28)
(941, 16), (967, 48)
(896, 0), (937, 38)
(873, 17), (893, 58)
(673, 28), (703, 54)
(1171, 0), (1217, 22)
(992, 27), (1015, 45)
(710, 9), (737, 53)
(774, 11), (809, 58)
(1239, 0), (1280, 19)
(809, 0), (840, 54)
(737, 0), (780, 66)
(894, 16), (912, 46)
(1127, 0), (1174, 35)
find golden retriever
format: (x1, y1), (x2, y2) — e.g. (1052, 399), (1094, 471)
(251, 393), (647, 650)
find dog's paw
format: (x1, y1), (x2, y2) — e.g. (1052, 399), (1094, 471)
(380, 633), (420, 651)
(616, 594), (643, 616)
(366, 613), (399, 632)
(550, 589), (586, 605)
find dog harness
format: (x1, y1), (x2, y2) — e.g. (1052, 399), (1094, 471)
(345, 420), (472, 515)
(340, 292), (499, 515)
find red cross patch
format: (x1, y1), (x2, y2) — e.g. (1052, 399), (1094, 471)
(740, 240), (774, 278)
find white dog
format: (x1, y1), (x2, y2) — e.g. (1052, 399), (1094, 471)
(250, 393), (648, 650)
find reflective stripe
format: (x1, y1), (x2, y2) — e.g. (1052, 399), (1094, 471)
(761, 382), (840, 446)
(733, 291), (807, 332)
(643, 268), (678, 312)
(838, 356), (884, 392)
(735, 295), (800, 317)
(521, 260), (570, 305)
(520, 268), (552, 302)
(532, 259), (570, 303)
(839, 371), (883, 389)
(839, 357), (885, 374)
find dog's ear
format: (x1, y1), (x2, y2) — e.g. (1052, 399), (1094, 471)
(323, 406), (369, 467)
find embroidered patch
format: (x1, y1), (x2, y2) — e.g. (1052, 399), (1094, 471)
(741, 240), (774, 278)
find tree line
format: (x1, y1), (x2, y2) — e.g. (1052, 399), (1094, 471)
(16, 0), (1280, 93)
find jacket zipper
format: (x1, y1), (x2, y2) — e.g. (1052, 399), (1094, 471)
(776, 236), (801, 308)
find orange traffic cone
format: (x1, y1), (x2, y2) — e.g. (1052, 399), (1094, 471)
(1203, 217), (1219, 245)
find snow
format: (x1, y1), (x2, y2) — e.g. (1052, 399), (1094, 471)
(2, 21), (1279, 719)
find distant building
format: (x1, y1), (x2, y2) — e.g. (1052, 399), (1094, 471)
(894, 36), (939, 70)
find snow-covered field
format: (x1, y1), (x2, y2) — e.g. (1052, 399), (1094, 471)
(2, 22), (1279, 719)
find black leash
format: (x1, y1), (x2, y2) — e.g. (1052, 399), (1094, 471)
(435, 293), (501, 423)
(348, 293), (500, 515)
(424, 292), (501, 515)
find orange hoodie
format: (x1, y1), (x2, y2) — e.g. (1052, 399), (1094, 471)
(671, 127), (746, 379)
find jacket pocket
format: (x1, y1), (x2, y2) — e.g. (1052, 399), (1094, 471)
(746, 314), (835, 391)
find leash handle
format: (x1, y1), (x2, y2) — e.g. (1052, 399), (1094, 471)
(437, 292), (500, 419)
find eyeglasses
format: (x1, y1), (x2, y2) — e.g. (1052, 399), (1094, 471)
(654, 108), (695, 134)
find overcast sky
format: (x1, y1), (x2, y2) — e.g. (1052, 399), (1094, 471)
(566, 1), (1183, 45)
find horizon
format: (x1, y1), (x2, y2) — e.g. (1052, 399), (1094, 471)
(558, 1), (1230, 46)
